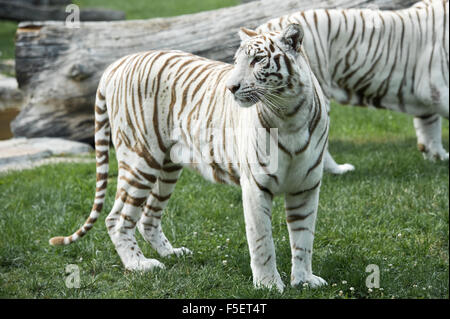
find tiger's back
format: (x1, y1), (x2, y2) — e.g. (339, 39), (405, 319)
(100, 50), (243, 185)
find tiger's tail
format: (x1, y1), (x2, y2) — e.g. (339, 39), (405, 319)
(49, 86), (110, 246)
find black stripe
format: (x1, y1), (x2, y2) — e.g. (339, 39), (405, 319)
(290, 180), (321, 197)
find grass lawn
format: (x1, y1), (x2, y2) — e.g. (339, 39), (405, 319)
(0, 21), (16, 61)
(0, 104), (448, 299)
(73, 0), (240, 20)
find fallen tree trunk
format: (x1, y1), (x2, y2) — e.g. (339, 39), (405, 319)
(11, 0), (417, 144)
(0, 0), (125, 22)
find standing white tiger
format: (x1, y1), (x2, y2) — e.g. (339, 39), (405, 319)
(258, 0), (449, 169)
(49, 24), (329, 292)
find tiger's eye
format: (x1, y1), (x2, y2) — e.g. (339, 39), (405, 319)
(250, 56), (264, 67)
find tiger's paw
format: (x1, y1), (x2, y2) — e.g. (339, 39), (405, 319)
(159, 246), (193, 258)
(419, 144), (449, 162)
(292, 273), (327, 289)
(172, 247), (193, 257)
(254, 273), (285, 293)
(432, 151), (449, 161)
(125, 258), (166, 272)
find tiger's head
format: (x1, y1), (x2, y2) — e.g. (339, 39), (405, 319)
(226, 23), (311, 114)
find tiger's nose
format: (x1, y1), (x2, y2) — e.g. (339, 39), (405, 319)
(227, 83), (240, 94)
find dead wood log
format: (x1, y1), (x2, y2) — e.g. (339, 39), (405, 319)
(11, 0), (417, 144)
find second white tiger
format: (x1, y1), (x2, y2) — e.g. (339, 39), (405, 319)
(258, 0), (449, 168)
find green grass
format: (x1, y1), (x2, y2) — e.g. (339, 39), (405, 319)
(0, 104), (448, 299)
(0, 21), (17, 61)
(73, 0), (239, 20)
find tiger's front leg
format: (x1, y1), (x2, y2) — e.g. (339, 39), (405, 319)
(285, 183), (326, 288)
(241, 176), (285, 293)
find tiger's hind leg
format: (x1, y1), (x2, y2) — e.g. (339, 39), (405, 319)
(414, 115), (449, 161)
(137, 160), (192, 257)
(105, 155), (166, 272)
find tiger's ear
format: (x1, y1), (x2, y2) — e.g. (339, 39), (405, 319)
(239, 27), (258, 42)
(280, 24), (304, 53)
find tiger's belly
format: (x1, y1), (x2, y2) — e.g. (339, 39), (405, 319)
(169, 138), (241, 186)
(330, 81), (448, 117)
(168, 138), (323, 196)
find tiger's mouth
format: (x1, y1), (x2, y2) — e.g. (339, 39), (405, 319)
(233, 91), (259, 108)
(234, 97), (257, 108)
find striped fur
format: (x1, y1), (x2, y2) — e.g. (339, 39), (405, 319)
(258, 0), (449, 166)
(49, 24), (329, 292)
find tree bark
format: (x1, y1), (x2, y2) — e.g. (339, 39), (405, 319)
(11, 0), (417, 144)
(0, 0), (125, 22)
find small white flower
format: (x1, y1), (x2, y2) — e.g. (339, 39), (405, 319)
(368, 288), (373, 293)
(217, 245), (221, 249)
(379, 288), (384, 291)
(388, 264), (393, 267)
(224, 254), (229, 258)
(302, 282), (309, 288)
(222, 260), (227, 265)
(193, 232), (198, 236)
(349, 287), (355, 292)
(338, 290), (344, 296)
(226, 238), (230, 243)
(332, 283), (337, 287)
(342, 280), (347, 285)
(413, 284), (418, 288)
(422, 287), (426, 290)
(397, 233), (402, 238)
(428, 285), (432, 289)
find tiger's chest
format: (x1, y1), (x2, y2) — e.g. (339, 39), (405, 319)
(256, 138), (325, 196)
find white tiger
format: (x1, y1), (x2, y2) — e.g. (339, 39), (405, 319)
(49, 24), (329, 292)
(258, 0), (449, 170)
